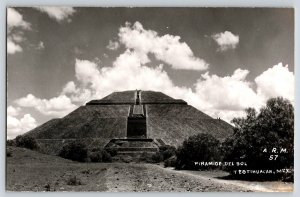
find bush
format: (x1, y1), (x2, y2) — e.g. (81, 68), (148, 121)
(164, 156), (176, 167)
(15, 135), (39, 150)
(58, 141), (88, 162)
(175, 133), (221, 170)
(105, 147), (118, 157)
(67, 176), (82, 186)
(7, 139), (16, 146)
(101, 150), (112, 162)
(89, 152), (102, 162)
(89, 149), (112, 163)
(151, 152), (163, 163)
(6, 151), (12, 157)
(222, 97), (294, 180)
(159, 145), (176, 160)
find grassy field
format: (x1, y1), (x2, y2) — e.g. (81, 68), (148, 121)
(6, 146), (108, 191)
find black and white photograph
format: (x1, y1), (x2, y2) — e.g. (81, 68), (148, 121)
(6, 7), (294, 192)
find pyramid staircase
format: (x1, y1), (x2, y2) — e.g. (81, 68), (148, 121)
(104, 90), (167, 159)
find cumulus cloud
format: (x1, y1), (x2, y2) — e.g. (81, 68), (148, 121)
(118, 22), (208, 70)
(34, 7), (76, 22)
(107, 40), (120, 50)
(12, 21), (294, 124)
(71, 51), (176, 100)
(255, 63), (294, 103)
(7, 106), (21, 117)
(195, 69), (262, 111)
(7, 38), (22, 54)
(7, 8), (30, 54)
(58, 23), (293, 123)
(7, 8), (30, 30)
(65, 58), (293, 123)
(7, 105), (37, 139)
(212, 31), (239, 51)
(15, 94), (77, 117)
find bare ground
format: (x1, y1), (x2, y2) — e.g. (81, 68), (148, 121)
(6, 146), (293, 192)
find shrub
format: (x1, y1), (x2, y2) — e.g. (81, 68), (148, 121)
(159, 145), (176, 160)
(15, 135), (39, 150)
(105, 147), (118, 157)
(101, 150), (112, 162)
(89, 149), (112, 163)
(67, 176), (82, 186)
(89, 152), (102, 162)
(164, 156), (176, 167)
(175, 133), (221, 170)
(222, 97), (294, 180)
(151, 152), (163, 163)
(58, 141), (88, 162)
(7, 139), (16, 146)
(6, 151), (12, 157)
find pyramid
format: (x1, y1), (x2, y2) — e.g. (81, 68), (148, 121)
(25, 90), (233, 155)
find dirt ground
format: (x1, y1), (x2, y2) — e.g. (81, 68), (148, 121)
(6, 146), (293, 192)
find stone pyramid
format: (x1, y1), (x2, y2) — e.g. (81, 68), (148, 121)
(24, 90), (233, 155)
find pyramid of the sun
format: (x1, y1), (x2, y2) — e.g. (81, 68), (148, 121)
(25, 90), (233, 155)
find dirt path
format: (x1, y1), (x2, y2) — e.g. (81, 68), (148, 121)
(159, 167), (292, 192)
(105, 163), (252, 192)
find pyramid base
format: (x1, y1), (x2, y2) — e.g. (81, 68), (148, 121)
(104, 138), (167, 162)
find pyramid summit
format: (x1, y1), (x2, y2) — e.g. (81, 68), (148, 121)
(24, 90), (233, 155)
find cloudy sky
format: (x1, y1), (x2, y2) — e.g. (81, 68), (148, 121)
(7, 7), (294, 139)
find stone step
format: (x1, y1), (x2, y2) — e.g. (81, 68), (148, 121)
(117, 147), (158, 152)
(155, 138), (166, 146)
(117, 151), (156, 156)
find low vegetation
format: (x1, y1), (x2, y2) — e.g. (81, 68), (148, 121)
(58, 141), (115, 163)
(15, 135), (39, 150)
(58, 141), (88, 162)
(89, 148), (112, 162)
(175, 133), (221, 170)
(67, 176), (82, 186)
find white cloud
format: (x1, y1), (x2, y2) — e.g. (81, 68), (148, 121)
(36, 41), (45, 50)
(195, 69), (262, 111)
(212, 31), (239, 51)
(7, 113), (37, 139)
(62, 81), (78, 94)
(72, 51), (176, 100)
(7, 106), (21, 116)
(118, 22), (208, 70)
(107, 40), (120, 50)
(255, 63), (294, 103)
(7, 8), (30, 30)
(34, 7), (76, 22)
(7, 8), (31, 54)
(7, 38), (22, 54)
(15, 94), (77, 117)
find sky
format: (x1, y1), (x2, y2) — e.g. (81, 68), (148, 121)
(6, 7), (294, 139)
